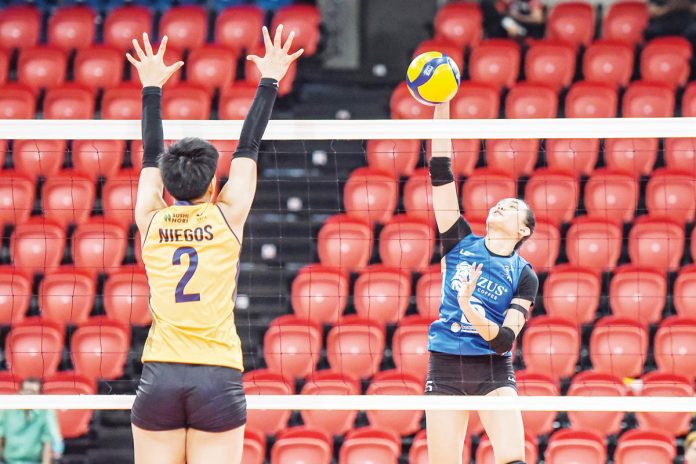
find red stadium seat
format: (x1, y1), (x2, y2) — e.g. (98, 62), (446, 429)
(378, 215), (435, 273)
(589, 316), (648, 378)
(210, 139), (238, 178)
(215, 5), (263, 53)
(0, 176), (34, 226)
(354, 266), (410, 326)
(71, 220), (127, 276)
(615, 430), (676, 464)
(41, 174), (95, 228)
(640, 36), (692, 88)
(604, 138), (658, 177)
(565, 217), (622, 272)
(162, 85), (210, 119)
(271, 427), (332, 464)
(515, 371), (560, 437)
(390, 83), (434, 119)
(366, 139), (420, 178)
(468, 39), (519, 90)
(434, 2), (482, 48)
(187, 45), (238, 92)
(545, 429), (607, 464)
(636, 371), (694, 436)
(567, 371), (627, 436)
(546, 1), (595, 47)
(476, 434), (538, 464)
(291, 265), (348, 324)
(684, 82), (696, 116)
(5, 320), (64, 379)
(622, 81), (674, 117)
(159, 6), (207, 51)
(584, 168), (638, 223)
(219, 83), (257, 120)
(425, 139), (479, 178)
(391, 316), (430, 382)
(74, 46), (123, 90)
(450, 81), (499, 119)
(416, 265), (442, 321)
(243, 370), (294, 434)
(505, 83), (557, 118)
(366, 371), (423, 436)
(39, 270), (95, 326)
(654, 316), (696, 382)
(546, 139), (599, 177)
(543, 265), (601, 325)
(344, 167), (398, 225)
(609, 266), (666, 325)
(326, 316), (385, 379)
(564, 81), (617, 117)
(665, 138), (696, 174)
(0, 270), (30, 325)
(518, 220), (561, 271)
(43, 85), (94, 119)
(339, 427), (401, 464)
(0, 6), (40, 50)
(0, 49), (7, 84)
(264, 315), (322, 380)
(0, 84), (35, 118)
(43, 373), (95, 438)
(582, 41), (634, 88)
(245, 44), (296, 96)
(300, 371), (359, 436)
(271, 5), (321, 57)
(524, 169), (579, 226)
(13, 140), (67, 180)
(521, 316), (580, 381)
(646, 168), (696, 223)
(403, 168), (434, 225)
(602, 1), (649, 45)
(317, 214), (373, 272)
(413, 38), (465, 74)
(18, 47), (67, 92)
(101, 84), (141, 120)
(674, 264), (696, 319)
(71, 318), (130, 381)
(10, 220), (66, 275)
(48, 6), (95, 52)
(72, 140), (125, 181)
(525, 42), (576, 91)
(628, 215), (684, 272)
(103, 6), (153, 51)
(103, 269), (151, 326)
(0, 372), (20, 394)
(243, 428), (266, 464)
(102, 173), (138, 229)
(485, 139), (539, 177)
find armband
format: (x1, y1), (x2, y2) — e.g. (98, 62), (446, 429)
(508, 303), (529, 320)
(429, 157), (455, 186)
(488, 326), (515, 355)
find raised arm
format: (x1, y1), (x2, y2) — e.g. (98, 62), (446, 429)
(430, 102), (463, 234)
(126, 33), (184, 235)
(216, 25), (303, 238)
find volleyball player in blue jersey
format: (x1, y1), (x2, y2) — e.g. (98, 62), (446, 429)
(425, 102), (539, 464)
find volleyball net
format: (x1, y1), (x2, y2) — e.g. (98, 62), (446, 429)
(1, 117), (696, 434)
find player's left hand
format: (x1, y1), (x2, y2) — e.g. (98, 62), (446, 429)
(127, 33), (184, 88)
(457, 262), (483, 308)
(247, 25), (304, 82)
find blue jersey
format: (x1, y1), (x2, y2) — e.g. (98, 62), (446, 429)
(428, 234), (532, 357)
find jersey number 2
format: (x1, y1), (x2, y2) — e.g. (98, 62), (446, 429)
(173, 247), (201, 303)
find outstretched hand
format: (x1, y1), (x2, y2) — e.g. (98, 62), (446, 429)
(126, 33), (184, 88)
(247, 25), (304, 82)
(457, 262), (483, 308)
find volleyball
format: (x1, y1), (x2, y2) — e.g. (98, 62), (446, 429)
(406, 51), (461, 106)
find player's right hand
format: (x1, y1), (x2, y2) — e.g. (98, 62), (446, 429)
(247, 25), (304, 82)
(127, 33), (184, 88)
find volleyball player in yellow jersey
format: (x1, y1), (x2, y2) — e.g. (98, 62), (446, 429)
(125, 27), (303, 464)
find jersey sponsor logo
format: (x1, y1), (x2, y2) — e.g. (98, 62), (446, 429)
(460, 250), (474, 257)
(502, 265), (513, 283)
(159, 225), (214, 243)
(450, 261), (510, 300)
(163, 212), (189, 224)
(450, 321), (461, 333)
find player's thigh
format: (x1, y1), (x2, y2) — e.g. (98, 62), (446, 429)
(426, 409), (469, 464)
(479, 387), (525, 464)
(132, 424), (186, 464)
(186, 425), (245, 464)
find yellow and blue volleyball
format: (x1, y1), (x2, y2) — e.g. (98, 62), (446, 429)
(406, 51), (461, 106)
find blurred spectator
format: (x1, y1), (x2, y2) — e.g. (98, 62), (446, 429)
(0, 378), (63, 464)
(483, 0), (546, 40)
(686, 431), (696, 464)
(644, 0), (694, 39)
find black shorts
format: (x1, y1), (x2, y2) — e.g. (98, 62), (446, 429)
(131, 362), (246, 432)
(424, 351), (517, 396)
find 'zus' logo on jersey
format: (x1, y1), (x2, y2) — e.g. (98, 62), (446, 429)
(451, 261), (510, 299)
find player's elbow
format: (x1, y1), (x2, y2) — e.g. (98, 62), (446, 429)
(488, 326), (515, 355)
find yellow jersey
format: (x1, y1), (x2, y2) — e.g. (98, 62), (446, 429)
(141, 201), (243, 371)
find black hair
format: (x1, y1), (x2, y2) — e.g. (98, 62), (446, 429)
(159, 137), (219, 201)
(514, 205), (536, 251)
